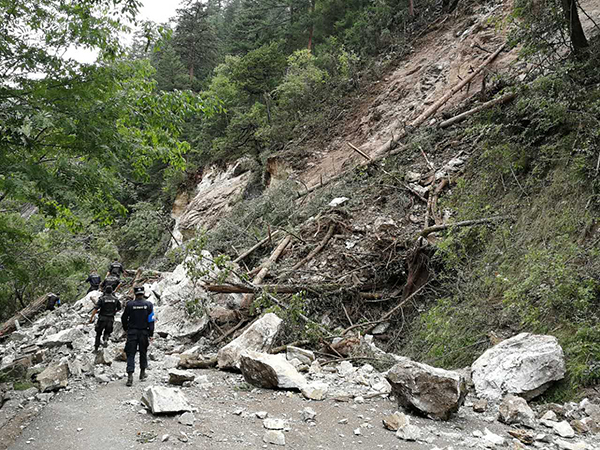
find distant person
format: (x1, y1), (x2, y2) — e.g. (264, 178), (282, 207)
(85, 270), (101, 293)
(107, 260), (124, 279)
(89, 285), (121, 352)
(45, 292), (61, 311)
(101, 274), (120, 293)
(121, 286), (154, 387)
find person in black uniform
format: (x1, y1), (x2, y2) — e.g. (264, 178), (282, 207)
(85, 270), (102, 293)
(106, 261), (124, 279)
(121, 286), (154, 387)
(100, 274), (120, 293)
(45, 293), (61, 311)
(89, 285), (121, 352)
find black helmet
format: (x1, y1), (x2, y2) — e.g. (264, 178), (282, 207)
(104, 286), (113, 294)
(133, 286), (145, 296)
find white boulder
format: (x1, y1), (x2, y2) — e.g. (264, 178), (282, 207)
(239, 350), (307, 390)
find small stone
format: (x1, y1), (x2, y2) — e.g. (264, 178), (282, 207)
(396, 424), (421, 441)
(161, 434), (169, 442)
(301, 407), (316, 422)
(328, 197), (349, 207)
(473, 399), (488, 413)
(354, 396), (364, 404)
(338, 418), (348, 424)
(482, 428), (505, 447)
(382, 412), (409, 432)
(571, 419), (589, 434)
(508, 429), (535, 445)
(178, 412), (195, 426)
(473, 430), (483, 438)
(263, 430), (285, 446)
(499, 395), (536, 428)
(256, 411), (268, 419)
(555, 439), (590, 450)
(168, 369), (195, 386)
(541, 410), (558, 421)
(77, 428), (83, 432)
(554, 420), (576, 438)
(301, 382), (328, 401)
(264, 418), (285, 430)
(354, 428), (361, 435)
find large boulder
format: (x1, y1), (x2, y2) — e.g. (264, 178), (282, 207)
(37, 363), (69, 392)
(72, 290), (102, 311)
(141, 386), (191, 414)
(42, 327), (84, 347)
(471, 333), (565, 401)
(386, 357), (466, 420)
(217, 313), (283, 370)
(239, 351), (307, 390)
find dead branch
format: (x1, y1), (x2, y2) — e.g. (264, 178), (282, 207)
(0, 294), (47, 338)
(233, 230), (281, 264)
(347, 142), (372, 161)
(439, 93), (517, 128)
(417, 216), (512, 239)
(431, 178), (449, 225)
(291, 223), (336, 271)
(269, 340), (311, 354)
(241, 235), (292, 309)
(177, 355), (218, 369)
(213, 317), (253, 345)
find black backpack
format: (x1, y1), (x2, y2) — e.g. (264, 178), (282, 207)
(109, 262), (123, 276)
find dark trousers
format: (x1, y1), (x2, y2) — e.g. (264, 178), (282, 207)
(87, 286), (100, 293)
(125, 329), (148, 374)
(95, 317), (114, 349)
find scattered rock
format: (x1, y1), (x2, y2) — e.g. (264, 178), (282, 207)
(383, 412), (409, 431)
(301, 382), (328, 401)
(482, 428), (505, 447)
(263, 430), (285, 446)
(168, 368), (196, 385)
(555, 439), (590, 450)
(37, 363), (69, 392)
(471, 333), (565, 401)
(396, 423), (421, 442)
(217, 313), (282, 370)
(473, 398), (488, 413)
(508, 429), (535, 445)
(141, 386), (191, 414)
(301, 407), (316, 422)
(239, 351), (307, 390)
(264, 418), (285, 430)
(554, 420), (576, 438)
(94, 348), (112, 366)
(42, 328), (84, 347)
(542, 410), (559, 421)
(386, 357), (466, 420)
(498, 394), (536, 428)
(178, 412), (195, 426)
(161, 434), (169, 442)
(571, 419), (590, 434)
(286, 346), (315, 365)
(328, 197), (349, 207)
(256, 411), (268, 419)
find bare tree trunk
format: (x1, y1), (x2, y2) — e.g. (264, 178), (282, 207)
(409, 0), (414, 17)
(307, 0), (316, 51)
(561, 0), (589, 55)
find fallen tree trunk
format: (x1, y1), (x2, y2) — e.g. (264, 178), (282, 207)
(417, 215), (512, 238)
(241, 235), (292, 309)
(0, 294), (47, 339)
(233, 230), (281, 264)
(177, 355), (218, 370)
(205, 282), (373, 296)
(291, 223), (336, 271)
(439, 92), (517, 128)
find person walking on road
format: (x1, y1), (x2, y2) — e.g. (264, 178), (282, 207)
(89, 285), (122, 352)
(121, 286), (155, 387)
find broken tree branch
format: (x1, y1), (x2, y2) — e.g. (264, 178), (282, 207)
(241, 235), (292, 309)
(439, 92), (517, 128)
(291, 223), (336, 271)
(347, 142), (372, 161)
(233, 230), (281, 264)
(417, 215), (512, 239)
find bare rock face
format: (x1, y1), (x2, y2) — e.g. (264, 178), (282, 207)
(141, 386), (191, 414)
(37, 362), (69, 392)
(471, 333), (565, 401)
(239, 350), (307, 390)
(499, 395), (537, 428)
(386, 357), (466, 420)
(217, 313), (283, 370)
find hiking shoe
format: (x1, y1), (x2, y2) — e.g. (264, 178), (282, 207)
(126, 373), (133, 387)
(139, 369), (147, 381)
(102, 340), (108, 348)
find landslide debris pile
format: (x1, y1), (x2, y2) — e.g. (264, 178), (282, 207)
(1, 257), (600, 449)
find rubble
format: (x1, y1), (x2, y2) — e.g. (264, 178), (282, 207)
(386, 357), (466, 420)
(472, 333), (565, 401)
(217, 313), (283, 370)
(168, 368), (196, 385)
(263, 430), (285, 446)
(37, 362), (69, 392)
(141, 386), (191, 414)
